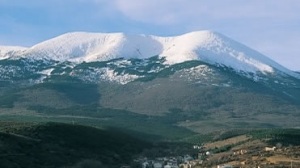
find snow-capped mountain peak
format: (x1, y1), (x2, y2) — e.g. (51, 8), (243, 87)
(0, 30), (298, 78)
(25, 32), (163, 62)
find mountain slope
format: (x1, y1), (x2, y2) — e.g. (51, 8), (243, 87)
(0, 31), (300, 137)
(0, 58), (299, 135)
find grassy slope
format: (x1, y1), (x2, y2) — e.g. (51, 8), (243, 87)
(0, 60), (300, 140)
(1, 78), (300, 139)
(0, 122), (150, 168)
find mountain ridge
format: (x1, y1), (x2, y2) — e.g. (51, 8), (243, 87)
(0, 30), (298, 79)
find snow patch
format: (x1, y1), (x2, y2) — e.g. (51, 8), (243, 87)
(71, 67), (141, 85)
(100, 68), (140, 84)
(175, 65), (215, 82)
(39, 68), (54, 76)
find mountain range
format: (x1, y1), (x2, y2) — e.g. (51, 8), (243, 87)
(0, 30), (299, 138)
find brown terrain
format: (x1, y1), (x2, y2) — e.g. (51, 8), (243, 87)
(193, 135), (300, 168)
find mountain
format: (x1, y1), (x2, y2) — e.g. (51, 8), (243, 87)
(0, 31), (300, 138)
(1, 31), (299, 78)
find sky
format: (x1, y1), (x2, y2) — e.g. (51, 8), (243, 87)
(0, 0), (299, 70)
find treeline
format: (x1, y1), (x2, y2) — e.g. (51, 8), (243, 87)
(249, 128), (300, 146)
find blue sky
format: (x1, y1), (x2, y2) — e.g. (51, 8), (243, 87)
(0, 0), (299, 70)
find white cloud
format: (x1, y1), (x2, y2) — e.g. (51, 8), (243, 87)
(113, 0), (187, 25)
(111, 0), (300, 25)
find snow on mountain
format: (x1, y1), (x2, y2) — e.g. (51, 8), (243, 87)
(155, 31), (297, 77)
(1, 31), (299, 78)
(0, 46), (27, 60)
(23, 32), (162, 62)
